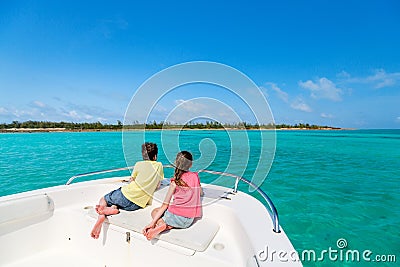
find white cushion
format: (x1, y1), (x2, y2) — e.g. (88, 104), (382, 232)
(88, 207), (219, 252)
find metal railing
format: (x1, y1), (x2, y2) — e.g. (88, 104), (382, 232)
(197, 169), (281, 233)
(66, 166), (134, 185)
(66, 165), (281, 233)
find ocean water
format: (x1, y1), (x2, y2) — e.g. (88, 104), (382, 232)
(0, 130), (399, 266)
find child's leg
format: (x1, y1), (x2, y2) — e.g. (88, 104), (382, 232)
(96, 197), (119, 215)
(145, 218), (173, 240)
(97, 205), (120, 215)
(151, 207), (161, 219)
(95, 197), (107, 214)
(90, 214), (106, 239)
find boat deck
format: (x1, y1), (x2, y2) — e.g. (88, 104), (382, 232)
(0, 177), (301, 266)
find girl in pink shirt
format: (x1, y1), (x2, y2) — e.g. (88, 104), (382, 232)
(143, 151), (203, 240)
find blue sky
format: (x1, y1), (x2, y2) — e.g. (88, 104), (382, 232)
(0, 0), (399, 128)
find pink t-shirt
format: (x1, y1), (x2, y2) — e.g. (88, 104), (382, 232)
(168, 171), (202, 218)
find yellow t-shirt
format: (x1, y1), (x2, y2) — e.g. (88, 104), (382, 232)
(121, 160), (164, 208)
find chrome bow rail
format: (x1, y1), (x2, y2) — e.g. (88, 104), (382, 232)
(66, 165), (281, 233)
(66, 166), (134, 185)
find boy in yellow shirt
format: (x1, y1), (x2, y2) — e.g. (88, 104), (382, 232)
(91, 142), (164, 239)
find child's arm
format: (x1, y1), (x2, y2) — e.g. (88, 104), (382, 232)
(129, 165), (138, 182)
(198, 173), (204, 196)
(156, 165), (164, 189)
(143, 182), (176, 231)
(156, 181), (161, 189)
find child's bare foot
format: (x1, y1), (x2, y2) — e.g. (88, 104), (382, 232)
(101, 206), (120, 215)
(95, 205), (103, 214)
(91, 215), (105, 239)
(96, 205), (119, 215)
(145, 223), (168, 240)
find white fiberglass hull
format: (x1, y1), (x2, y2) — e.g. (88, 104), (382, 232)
(0, 177), (302, 266)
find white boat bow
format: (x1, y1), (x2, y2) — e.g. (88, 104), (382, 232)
(0, 166), (302, 266)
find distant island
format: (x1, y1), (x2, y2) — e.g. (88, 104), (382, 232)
(0, 120), (343, 133)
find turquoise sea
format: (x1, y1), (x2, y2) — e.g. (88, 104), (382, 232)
(0, 130), (399, 266)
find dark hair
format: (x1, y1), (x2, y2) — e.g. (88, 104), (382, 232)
(173, 151), (192, 187)
(142, 143), (158, 161)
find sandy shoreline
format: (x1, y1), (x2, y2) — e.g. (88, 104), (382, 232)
(0, 127), (350, 133)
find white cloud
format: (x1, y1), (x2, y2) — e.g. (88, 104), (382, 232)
(290, 99), (312, 112)
(365, 69), (400, 89)
(61, 110), (99, 122)
(259, 88), (269, 98)
(248, 87), (267, 98)
(33, 101), (46, 108)
(174, 99), (207, 113)
(65, 110), (79, 119)
(153, 104), (167, 112)
(343, 69), (400, 89)
(321, 113), (334, 118)
(299, 77), (343, 101)
(96, 117), (108, 123)
(61, 110), (97, 121)
(0, 100), (122, 123)
(336, 71), (351, 78)
(0, 107), (8, 115)
(174, 99), (185, 105)
(396, 116), (400, 123)
(265, 82), (289, 103)
(165, 98), (241, 124)
(12, 109), (34, 118)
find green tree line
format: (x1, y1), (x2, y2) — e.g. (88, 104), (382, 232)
(0, 120), (339, 130)
(0, 120), (123, 130)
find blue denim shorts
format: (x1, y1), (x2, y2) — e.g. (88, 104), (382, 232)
(104, 187), (142, 211)
(162, 210), (194, 229)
